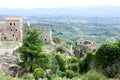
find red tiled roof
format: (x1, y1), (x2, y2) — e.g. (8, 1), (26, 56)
(5, 17), (22, 21)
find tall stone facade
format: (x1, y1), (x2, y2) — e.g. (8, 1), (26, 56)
(26, 21), (53, 44)
(35, 26), (52, 44)
(0, 17), (23, 42)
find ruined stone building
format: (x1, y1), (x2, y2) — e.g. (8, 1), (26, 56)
(0, 17), (53, 44)
(76, 40), (100, 58)
(0, 17), (23, 42)
(26, 21), (53, 44)
(37, 26), (52, 44)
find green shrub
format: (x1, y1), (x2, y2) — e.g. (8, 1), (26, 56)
(95, 43), (119, 67)
(66, 70), (80, 79)
(68, 63), (78, 72)
(37, 53), (51, 70)
(78, 51), (95, 74)
(81, 69), (107, 80)
(68, 57), (78, 64)
(78, 58), (89, 73)
(33, 68), (46, 80)
(56, 46), (66, 53)
(108, 71), (117, 78)
(85, 51), (95, 63)
(57, 71), (67, 77)
(65, 41), (72, 45)
(55, 54), (66, 71)
(53, 36), (61, 44)
(21, 73), (34, 80)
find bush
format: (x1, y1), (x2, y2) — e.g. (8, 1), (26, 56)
(108, 71), (117, 78)
(55, 54), (66, 71)
(85, 51), (95, 63)
(78, 58), (89, 73)
(53, 36), (61, 44)
(21, 73), (34, 80)
(66, 70), (80, 79)
(95, 43), (119, 67)
(81, 69), (107, 80)
(68, 63), (78, 72)
(37, 53), (51, 70)
(65, 41), (72, 45)
(57, 71), (67, 77)
(78, 51), (95, 74)
(56, 46), (66, 53)
(33, 68), (46, 80)
(68, 57), (78, 64)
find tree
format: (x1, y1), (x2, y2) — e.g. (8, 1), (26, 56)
(17, 28), (44, 72)
(37, 53), (51, 70)
(95, 43), (119, 68)
(53, 36), (61, 44)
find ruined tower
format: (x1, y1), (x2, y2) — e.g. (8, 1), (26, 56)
(1, 17), (23, 42)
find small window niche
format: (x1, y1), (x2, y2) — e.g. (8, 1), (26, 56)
(12, 34), (14, 37)
(14, 23), (15, 25)
(11, 29), (12, 31)
(10, 23), (12, 25)
(15, 29), (17, 31)
(4, 37), (6, 39)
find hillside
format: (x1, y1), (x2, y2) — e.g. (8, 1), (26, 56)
(0, 16), (120, 43)
(26, 17), (120, 43)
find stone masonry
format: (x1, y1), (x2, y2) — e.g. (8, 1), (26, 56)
(0, 17), (23, 42)
(0, 17), (53, 44)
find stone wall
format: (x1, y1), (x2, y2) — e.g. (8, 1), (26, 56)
(35, 26), (53, 44)
(0, 17), (23, 42)
(76, 40), (100, 58)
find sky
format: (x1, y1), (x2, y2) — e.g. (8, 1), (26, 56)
(0, 0), (120, 9)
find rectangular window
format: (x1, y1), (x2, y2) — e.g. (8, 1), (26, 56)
(4, 37), (6, 39)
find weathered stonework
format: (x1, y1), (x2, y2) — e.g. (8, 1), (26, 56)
(36, 26), (52, 44)
(0, 17), (53, 44)
(0, 17), (23, 42)
(26, 21), (53, 44)
(76, 40), (100, 58)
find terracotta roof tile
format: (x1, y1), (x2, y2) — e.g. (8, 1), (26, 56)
(5, 17), (22, 21)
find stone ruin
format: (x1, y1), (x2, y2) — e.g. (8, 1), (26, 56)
(0, 50), (20, 76)
(48, 43), (74, 57)
(76, 39), (100, 58)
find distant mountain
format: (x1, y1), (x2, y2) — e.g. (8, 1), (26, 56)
(0, 6), (120, 17)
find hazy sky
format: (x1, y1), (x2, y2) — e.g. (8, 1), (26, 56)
(0, 0), (120, 9)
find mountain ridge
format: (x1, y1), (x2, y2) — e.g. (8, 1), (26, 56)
(0, 6), (120, 17)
